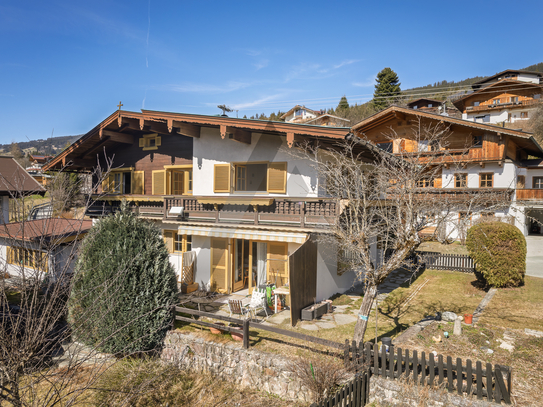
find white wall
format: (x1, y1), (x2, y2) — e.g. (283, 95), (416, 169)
(517, 73), (540, 84)
(442, 162), (516, 189)
(284, 109), (317, 123)
(315, 241), (359, 301)
(193, 127), (319, 197)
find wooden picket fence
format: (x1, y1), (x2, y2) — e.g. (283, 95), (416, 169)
(344, 341), (512, 404)
(418, 251), (475, 273)
(310, 370), (370, 407)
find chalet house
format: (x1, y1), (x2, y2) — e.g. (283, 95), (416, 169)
(43, 110), (380, 326)
(0, 218), (92, 280)
(406, 98), (461, 119)
(0, 156), (45, 224)
(280, 105), (321, 123)
(305, 114), (350, 127)
(452, 70), (543, 124)
(352, 106), (543, 239)
(26, 154), (54, 186)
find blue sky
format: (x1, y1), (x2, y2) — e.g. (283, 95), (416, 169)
(1, 0), (542, 144)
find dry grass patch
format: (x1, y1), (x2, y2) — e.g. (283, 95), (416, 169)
(418, 241), (469, 255)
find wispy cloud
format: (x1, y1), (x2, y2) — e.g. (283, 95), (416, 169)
(333, 59), (359, 69)
(352, 75), (376, 88)
(230, 94), (283, 110)
(164, 81), (253, 93)
(253, 59), (269, 70)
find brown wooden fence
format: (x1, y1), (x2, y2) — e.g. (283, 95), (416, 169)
(344, 341), (511, 404)
(310, 370), (370, 407)
(418, 251), (475, 273)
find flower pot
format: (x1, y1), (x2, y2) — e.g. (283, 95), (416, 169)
(301, 302), (328, 321)
(210, 322), (224, 334)
(464, 314), (473, 325)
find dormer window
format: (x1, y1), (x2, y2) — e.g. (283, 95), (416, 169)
(139, 133), (161, 151)
(493, 99), (500, 105)
(510, 96), (519, 103)
(295, 109), (304, 117)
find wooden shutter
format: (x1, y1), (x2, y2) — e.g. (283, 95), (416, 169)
(433, 177), (442, 188)
(163, 231), (174, 253)
(101, 174), (112, 193)
(267, 162), (287, 193)
(132, 171), (144, 194)
(267, 242), (288, 287)
(152, 170), (166, 195)
(517, 175), (525, 189)
(7, 247), (12, 264)
(210, 238), (229, 293)
(139, 138), (145, 147)
(214, 164), (231, 193)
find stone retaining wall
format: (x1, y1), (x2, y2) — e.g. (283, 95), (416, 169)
(370, 376), (503, 407)
(160, 331), (312, 402)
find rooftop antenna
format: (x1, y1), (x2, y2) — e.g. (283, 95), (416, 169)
(217, 104), (233, 117)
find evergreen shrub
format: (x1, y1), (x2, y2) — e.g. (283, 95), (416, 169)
(466, 221), (526, 288)
(69, 201), (178, 354)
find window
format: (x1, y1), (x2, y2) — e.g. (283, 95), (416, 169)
(474, 116), (489, 123)
(473, 135), (483, 148)
(535, 94), (541, 100)
(377, 142), (393, 153)
(430, 140), (440, 151)
(479, 173), (493, 188)
(152, 166), (192, 196)
(493, 98), (500, 105)
(103, 170), (144, 195)
(295, 109), (304, 117)
(416, 176), (433, 188)
(510, 96), (519, 103)
(534, 177), (543, 189)
(455, 173), (467, 188)
(139, 133), (161, 151)
(428, 103), (433, 108)
(517, 175), (525, 189)
(473, 101), (480, 107)
(213, 162), (287, 193)
(412, 105), (418, 110)
(520, 112), (528, 119)
(164, 231), (192, 254)
(7, 247), (48, 271)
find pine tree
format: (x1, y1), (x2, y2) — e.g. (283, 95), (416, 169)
(69, 201), (178, 354)
(337, 95), (349, 112)
(373, 67), (402, 110)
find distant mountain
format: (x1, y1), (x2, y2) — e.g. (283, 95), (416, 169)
(0, 135), (81, 156)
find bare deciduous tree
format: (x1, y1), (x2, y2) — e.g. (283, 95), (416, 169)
(299, 118), (512, 343)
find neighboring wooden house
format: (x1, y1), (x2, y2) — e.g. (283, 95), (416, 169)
(305, 114), (350, 127)
(0, 218), (92, 280)
(0, 156), (45, 224)
(26, 154), (54, 186)
(453, 70), (543, 124)
(43, 110), (379, 325)
(352, 105), (543, 238)
(280, 105), (321, 123)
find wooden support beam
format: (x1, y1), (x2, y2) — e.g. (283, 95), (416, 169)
(67, 158), (96, 168)
(174, 122), (200, 138)
(81, 138), (111, 159)
(286, 132), (294, 148)
(220, 124), (227, 139)
(479, 162), (485, 168)
(102, 130), (134, 144)
(228, 127), (251, 144)
(394, 111), (406, 121)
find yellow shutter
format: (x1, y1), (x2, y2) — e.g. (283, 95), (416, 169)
(152, 170), (166, 195)
(267, 162), (287, 193)
(7, 247), (12, 264)
(156, 136), (161, 146)
(267, 242), (288, 287)
(210, 238), (229, 293)
(433, 177), (442, 188)
(163, 231), (174, 253)
(102, 174), (112, 193)
(132, 171), (144, 194)
(139, 138), (145, 147)
(214, 164), (231, 193)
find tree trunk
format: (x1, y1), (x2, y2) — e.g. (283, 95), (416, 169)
(353, 284), (378, 344)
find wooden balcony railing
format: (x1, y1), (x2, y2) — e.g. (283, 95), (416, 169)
(516, 189), (543, 201)
(87, 196), (340, 229)
(466, 99), (541, 113)
(415, 148), (503, 164)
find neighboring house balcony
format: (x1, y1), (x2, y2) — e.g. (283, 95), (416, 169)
(409, 149), (503, 165)
(87, 195), (340, 229)
(465, 99), (541, 113)
(516, 189), (543, 202)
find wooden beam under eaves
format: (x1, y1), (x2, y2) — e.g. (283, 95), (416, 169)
(102, 130), (134, 144)
(228, 127), (251, 144)
(174, 122), (200, 138)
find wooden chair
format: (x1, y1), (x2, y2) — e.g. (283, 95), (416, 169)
(228, 299), (249, 319)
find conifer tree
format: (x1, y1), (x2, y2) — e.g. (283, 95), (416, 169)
(373, 67), (402, 110)
(337, 95), (349, 112)
(69, 201), (178, 354)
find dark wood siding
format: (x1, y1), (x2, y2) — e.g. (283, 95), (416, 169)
(95, 134), (193, 195)
(288, 237), (317, 326)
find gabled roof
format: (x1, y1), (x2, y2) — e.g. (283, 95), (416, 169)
(0, 157), (46, 197)
(452, 79), (543, 111)
(280, 105), (320, 119)
(351, 105), (543, 157)
(0, 218), (92, 243)
(407, 98), (443, 107)
(305, 114), (350, 124)
(472, 69), (542, 89)
(43, 109), (358, 171)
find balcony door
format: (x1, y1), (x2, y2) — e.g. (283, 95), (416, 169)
(233, 239), (250, 292)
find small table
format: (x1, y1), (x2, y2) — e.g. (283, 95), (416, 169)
(273, 286), (290, 313)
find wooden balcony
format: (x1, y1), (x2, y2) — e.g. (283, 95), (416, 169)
(87, 195), (340, 229)
(516, 189), (543, 201)
(414, 148), (503, 165)
(466, 99), (541, 113)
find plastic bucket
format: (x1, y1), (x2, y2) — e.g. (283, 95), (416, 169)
(464, 314), (473, 325)
(381, 337), (393, 352)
